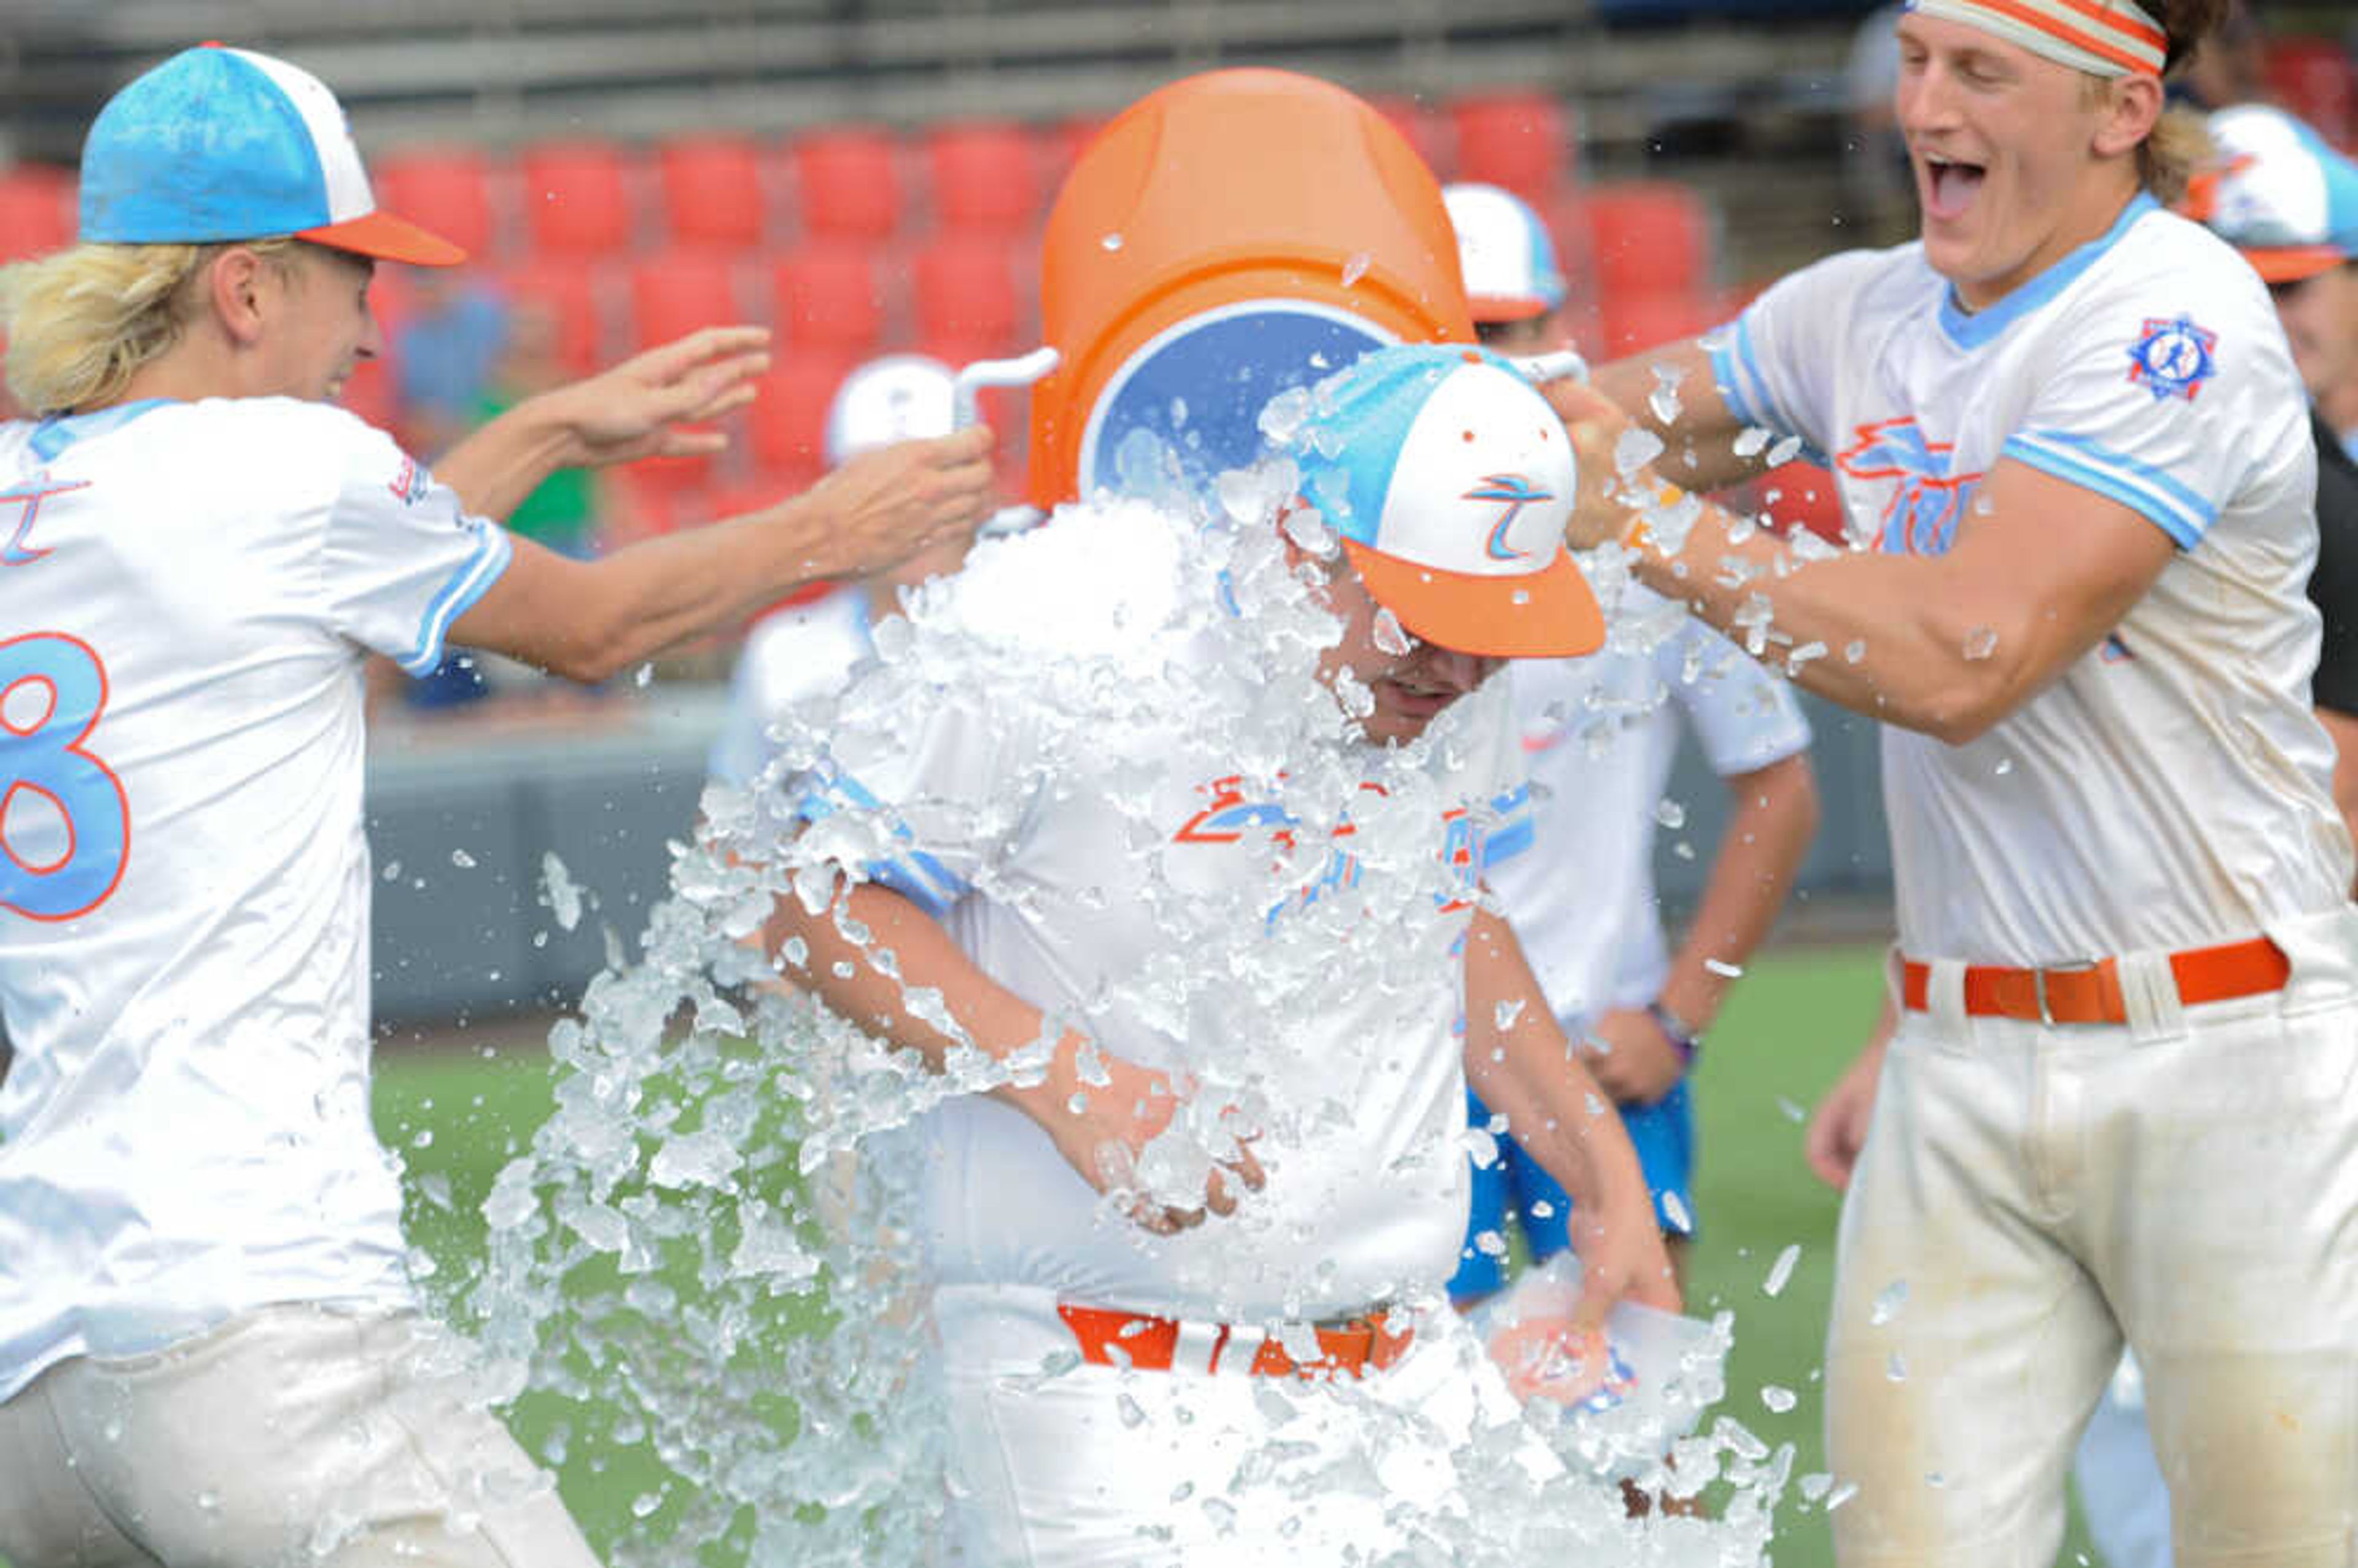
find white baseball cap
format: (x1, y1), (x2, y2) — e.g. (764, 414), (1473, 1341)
(78, 44), (463, 265)
(1288, 344), (1601, 659)
(1442, 182), (1567, 324)
(825, 354), (957, 467)
(2193, 105), (2358, 284)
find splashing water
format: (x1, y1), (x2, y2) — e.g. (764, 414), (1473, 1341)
(454, 478), (1792, 1562)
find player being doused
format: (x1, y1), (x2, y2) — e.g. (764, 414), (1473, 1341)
(750, 343), (1680, 1565)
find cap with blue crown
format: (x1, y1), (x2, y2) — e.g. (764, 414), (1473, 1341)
(1288, 344), (1602, 659)
(78, 44), (463, 266)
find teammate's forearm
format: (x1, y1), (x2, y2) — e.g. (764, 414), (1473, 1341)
(429, 394), (581, 522)
(1461, 911), (1646, 1214)
(1621, 492), (2076, 742)
(766, 880), (1077, 1114)
(1590, 348), (1767, 497)
(1656, 755), (1819, 1031)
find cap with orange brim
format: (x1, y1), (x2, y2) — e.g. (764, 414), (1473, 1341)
(2188, 105), (2357, 286)
(77, 44), (464, 266)
(1289, 344), (1603, 660)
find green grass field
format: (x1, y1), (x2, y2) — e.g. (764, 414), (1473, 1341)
(372, 938), (2098, 1565)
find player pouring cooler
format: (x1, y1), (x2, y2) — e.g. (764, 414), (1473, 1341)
(1542, 0), (2358, 1560)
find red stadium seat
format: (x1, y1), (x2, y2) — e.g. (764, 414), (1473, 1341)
(748, 356), (857, 487)
(793, 128), (901, 243)
(656, 134), (768, 251)
(628, 250), (744, 351)
(769, 244), (887, 354)
(2266, 38), (2358, 150)
(373, 148), (498, 260)
(1586, 180), (1716, 303)
(1595, 288), (1719, 360)
(519, 141), (636, 259)
(1366, 95), (1455, 182)
(1449, 91), (1571, 204)
(0, 165), (75, 263)
(494, 257), (608, 374)
(911, 238), (1023, 357)
(927, 121), (1043, 235)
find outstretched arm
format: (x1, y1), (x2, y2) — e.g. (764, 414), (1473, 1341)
(1552, 381), (2174, 742)
(1462, 908), (1680, 1328)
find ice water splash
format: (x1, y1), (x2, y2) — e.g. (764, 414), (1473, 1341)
(457, 503), (1791, 1562)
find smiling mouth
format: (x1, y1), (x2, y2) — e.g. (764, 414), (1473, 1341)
(1922, 155), (1986, 221)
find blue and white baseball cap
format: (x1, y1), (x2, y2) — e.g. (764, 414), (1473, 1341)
(1289, 343), (1601, 658)
(825, 354), (957, 467)
(79, 44), (464, 266)
(1442, 182), (1567, 324)
(2194, 105), (2358, 284)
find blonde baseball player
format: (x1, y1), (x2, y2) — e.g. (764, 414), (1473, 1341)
(1547, 0), (2358, 1559)
(0, 45), (991, 1568)
(763, 344), (1678, 1564)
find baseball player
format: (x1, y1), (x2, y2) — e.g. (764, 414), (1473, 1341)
(0, 45), (991, 1568)
(1441, 184), (1821, 1307)
(762, 344), (1678, 1564)
(2061, 100), (2358, 1568)
(1546, 0), (2358, 1559)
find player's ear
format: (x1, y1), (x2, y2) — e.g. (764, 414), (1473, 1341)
(2093, 73), (2163, 160)
(205, 246), (274, 347)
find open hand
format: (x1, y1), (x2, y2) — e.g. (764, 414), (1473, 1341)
(1804, 1036), (1885, 1190)
(554, 325), (774, 466)
(1013, 1036), (1266, 1236)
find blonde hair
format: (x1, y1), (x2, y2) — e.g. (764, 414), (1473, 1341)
(0, 238), (297, 414)
(2076, 80), (2215, 206)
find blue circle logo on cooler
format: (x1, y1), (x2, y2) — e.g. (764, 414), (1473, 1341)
(1078, 300), (1397, 501)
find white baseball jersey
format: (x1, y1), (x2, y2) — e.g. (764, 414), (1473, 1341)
(0, 398), (512, 1400)
(1713, 196), (2347, 964)
(790, 503), (1531, 1324)
(1490, 586), (1811, 1025)
(707, 589), (874, 790)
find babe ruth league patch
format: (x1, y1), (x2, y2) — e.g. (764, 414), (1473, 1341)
(2124, 314), (2219, 403)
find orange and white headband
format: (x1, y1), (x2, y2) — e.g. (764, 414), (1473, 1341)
(1907, 0), (2166, 78)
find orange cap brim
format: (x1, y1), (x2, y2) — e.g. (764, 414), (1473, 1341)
(299, 208), (467, 267)
(2241, 244), (2347, 284)
(1342, 538), (1605, 659)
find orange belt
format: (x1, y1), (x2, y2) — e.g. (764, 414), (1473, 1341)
(1899, 936), (2290, 1025)
(1056, 1303), (1412, 1381)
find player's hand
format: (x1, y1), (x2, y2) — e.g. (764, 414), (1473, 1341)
(1804, 1034), (1887, 1190)
(1579, 1006), (1688, 1106)
(1011, 1033), (1265, 1236)
(793, 427), (998, 583)
(550, 326), (774, 465)
(1487, 1313), (1627, 1404)
(1564, 1176), (1681, 1332)
(1543, 378), (1648, 551)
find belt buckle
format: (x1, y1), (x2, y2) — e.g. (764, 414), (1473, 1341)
(2036, 960), (2099, 1025)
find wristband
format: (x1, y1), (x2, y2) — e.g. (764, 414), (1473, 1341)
(1646, 1001), (1702, 1068)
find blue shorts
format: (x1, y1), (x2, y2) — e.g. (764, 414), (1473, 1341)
(1449, 1081), (1695, 1301)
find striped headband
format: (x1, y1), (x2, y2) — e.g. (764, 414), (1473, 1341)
(1907, 0), (2167, 78)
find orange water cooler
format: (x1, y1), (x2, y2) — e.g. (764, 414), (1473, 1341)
(1024, 69), (1476, 511)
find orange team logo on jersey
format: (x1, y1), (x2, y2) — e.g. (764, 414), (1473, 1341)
(1836, 418), (1984, 557)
